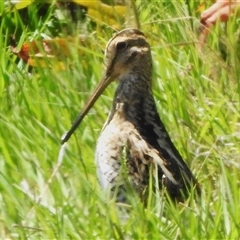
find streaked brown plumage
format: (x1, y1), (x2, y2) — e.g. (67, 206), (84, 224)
(62, 28), (200, 202)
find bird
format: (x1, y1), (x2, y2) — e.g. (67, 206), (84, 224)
(62, 28), (200, 202)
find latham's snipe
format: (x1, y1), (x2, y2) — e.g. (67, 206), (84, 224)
(62, 28), (200, 202)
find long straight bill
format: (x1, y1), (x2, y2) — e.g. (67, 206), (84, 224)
(61, 75), (112, 144)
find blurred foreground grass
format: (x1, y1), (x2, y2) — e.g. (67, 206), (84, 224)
(0, 1), (240, 239)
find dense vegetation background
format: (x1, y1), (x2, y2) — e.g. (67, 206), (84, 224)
(0, 1), (240, 239)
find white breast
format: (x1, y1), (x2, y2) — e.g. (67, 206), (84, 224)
(95, 103), (132, 191)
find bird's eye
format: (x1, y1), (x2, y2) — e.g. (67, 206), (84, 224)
(116, 41), (127, 51)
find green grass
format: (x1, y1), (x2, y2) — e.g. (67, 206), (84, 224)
(1, 1), (240, 239)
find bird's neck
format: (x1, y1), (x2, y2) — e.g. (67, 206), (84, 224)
(108, 72), (156, 124)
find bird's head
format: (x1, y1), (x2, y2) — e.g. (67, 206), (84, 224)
(104, 28), (152, 81)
